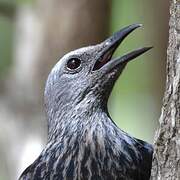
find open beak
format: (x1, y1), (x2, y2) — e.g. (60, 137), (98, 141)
(92, 24), (152, 72)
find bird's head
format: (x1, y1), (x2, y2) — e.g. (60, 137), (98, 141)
(44, 24), (151, 126)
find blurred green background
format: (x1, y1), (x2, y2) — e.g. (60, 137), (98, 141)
(109, 0), (167, 142)
(0, 0), (169, 179)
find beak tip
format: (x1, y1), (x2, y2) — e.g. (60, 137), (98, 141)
(131, 23), (143, 29)
(144, 46), (153, 51)
(106, 24), (144, 46)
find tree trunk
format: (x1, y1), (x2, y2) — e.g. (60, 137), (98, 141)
(151, 0), (180, 179)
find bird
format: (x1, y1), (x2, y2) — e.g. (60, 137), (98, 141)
(19, 24), (153, 180)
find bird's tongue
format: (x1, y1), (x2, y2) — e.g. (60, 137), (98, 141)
(93, 47), (115, 71)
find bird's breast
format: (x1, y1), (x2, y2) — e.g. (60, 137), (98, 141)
(40, 124), (143, 180)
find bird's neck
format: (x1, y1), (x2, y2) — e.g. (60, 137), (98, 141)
(46, 98), (112, 142)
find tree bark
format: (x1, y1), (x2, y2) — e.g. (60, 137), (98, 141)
(151, 0), (180, 179)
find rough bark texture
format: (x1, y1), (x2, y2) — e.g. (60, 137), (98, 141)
(151, 0), (180, 179)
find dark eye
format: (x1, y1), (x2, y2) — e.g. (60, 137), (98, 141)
(66, 58), (81, 70)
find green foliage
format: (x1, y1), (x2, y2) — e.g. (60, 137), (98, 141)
(0, 16), (13, 78)
(16, 0), (34, 5)
(0, 0), (34, 79)
(0, 0), (32, 5)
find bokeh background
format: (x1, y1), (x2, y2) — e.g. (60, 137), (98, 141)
(0, 0), (169, 179)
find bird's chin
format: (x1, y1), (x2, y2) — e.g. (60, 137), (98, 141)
(103, 63), (127, 92)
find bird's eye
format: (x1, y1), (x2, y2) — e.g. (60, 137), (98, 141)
(66, 58), (81, 70)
